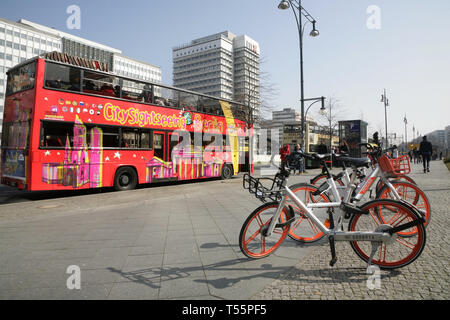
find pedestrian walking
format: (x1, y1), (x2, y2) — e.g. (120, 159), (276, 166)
(413, 147), (419, 164)
(419, 136), (432, 173)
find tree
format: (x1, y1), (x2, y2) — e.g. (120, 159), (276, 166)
(235, 56), (278, 125)
(234, 57), (279, 172)
(316, 96), (347, 152)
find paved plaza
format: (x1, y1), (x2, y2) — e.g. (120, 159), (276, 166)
(0, 160), (448, 300)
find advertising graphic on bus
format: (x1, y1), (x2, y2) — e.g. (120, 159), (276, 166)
(1, 52), (252, 191)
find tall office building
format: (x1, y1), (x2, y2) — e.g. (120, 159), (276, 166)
(0, 17), (162, 144)
(172, 31), (260, 118)
(232, 34), (260, 118)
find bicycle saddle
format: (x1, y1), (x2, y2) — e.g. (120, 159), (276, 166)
(338, 156), (371, 168)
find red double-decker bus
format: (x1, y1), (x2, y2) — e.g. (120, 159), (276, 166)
(1, 52), (252, 191)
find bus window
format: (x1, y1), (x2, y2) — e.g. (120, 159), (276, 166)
(231, 103), (246, 121)
(121, 79), (141, 101)
(41, 121), (73, 148)
(136, 83), (153, 103)
(140, 131), (151, 149)
(45, 62), (80, 92)
(122, 129), (138, 148)
(83, 71), (117, 97)
(102, 126), (120, 148)
(6, 62), (36, 96)
(153, 86), (179, 108)
(200, 97), (223, 116)
(153, 133), (164, 159)
(180, 92), (198, 111)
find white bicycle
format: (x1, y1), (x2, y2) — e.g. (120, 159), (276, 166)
(240, 154), (427, 270)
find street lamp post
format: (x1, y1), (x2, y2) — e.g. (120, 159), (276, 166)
(303, 96), (325, 120)
(278, 0), (319, 148)
(381, 89), (389, 147)
(403, 115), (408, 153)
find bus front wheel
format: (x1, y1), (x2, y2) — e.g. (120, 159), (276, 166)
(114, 167), (138, 191)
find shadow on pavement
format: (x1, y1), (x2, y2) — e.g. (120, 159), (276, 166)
(107, 255), (401, 291)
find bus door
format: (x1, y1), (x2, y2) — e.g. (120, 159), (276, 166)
(168, 132), (180, 163)
(153, 131), (165, 160)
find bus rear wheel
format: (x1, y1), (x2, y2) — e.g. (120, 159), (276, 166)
(114, 167), (138, 191)
(221, 164), (233, 180)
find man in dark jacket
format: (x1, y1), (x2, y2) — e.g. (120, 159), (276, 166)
(419, 136), (432, 173)
(289, 144), (305, 174)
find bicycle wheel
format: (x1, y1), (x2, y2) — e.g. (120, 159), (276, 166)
(348, 199), (426, 270)
(311, 174), (344, 187)
(239, 202), (290, 259)
(377, 181), (431, 233)
(283, 183), (331, 243)
(375, 175), (417, 194)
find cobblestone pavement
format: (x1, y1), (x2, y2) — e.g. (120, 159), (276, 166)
(252, 160), (450, 300)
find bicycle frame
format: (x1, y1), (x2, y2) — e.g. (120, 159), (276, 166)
(329, 163), (405, 205)
(265, 177), (391, 243)
(353, 165), (400, 201)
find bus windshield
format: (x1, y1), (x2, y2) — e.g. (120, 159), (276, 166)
(6, 62), (36, 96)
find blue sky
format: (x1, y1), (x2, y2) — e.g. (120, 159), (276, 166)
(2, 0), (449, 140)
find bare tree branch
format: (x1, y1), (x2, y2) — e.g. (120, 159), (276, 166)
(234, 56), (279, 125)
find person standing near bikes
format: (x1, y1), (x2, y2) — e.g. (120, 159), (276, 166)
(279, 144), (290, 167)
(289, 144), (305, 174)
(419, 135), (433, 173)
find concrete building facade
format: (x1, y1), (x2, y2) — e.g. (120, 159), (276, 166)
(0, 17), (161, 144)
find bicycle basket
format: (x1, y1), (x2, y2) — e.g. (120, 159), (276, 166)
(378, 154), (411, 176)
(243, 173), (283, 203)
